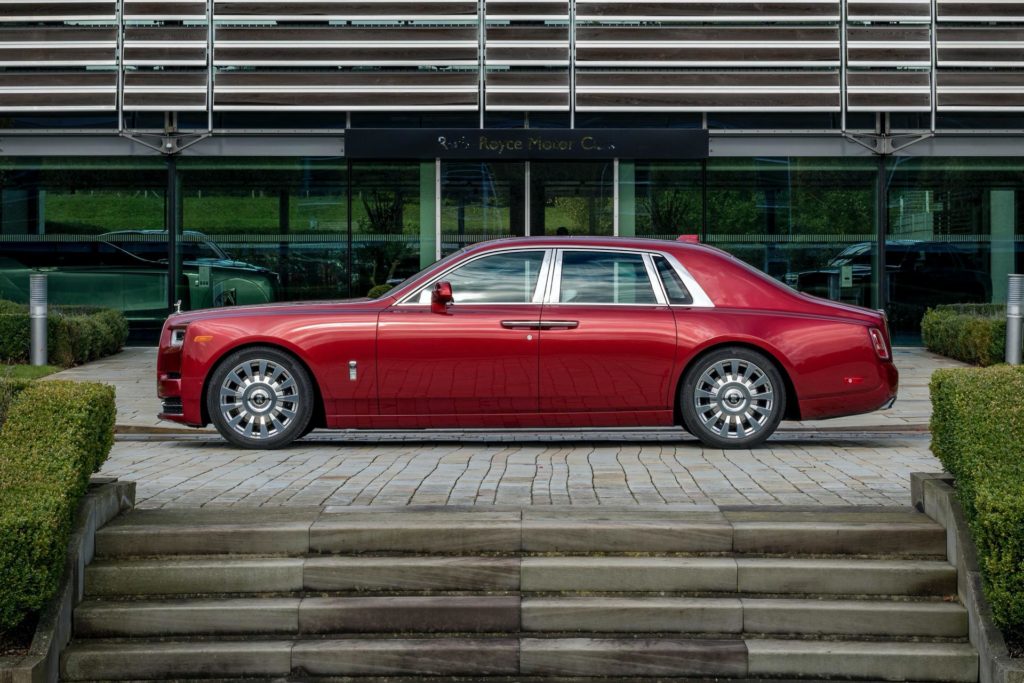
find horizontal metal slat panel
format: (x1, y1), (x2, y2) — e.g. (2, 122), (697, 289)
(214, 47), (478, 66)
(847, 0), (929, 21)
(847, 25), (930, 67)
(576, 26), (837, 41)
(937, 27), (1024, 67)
(576, 90), (840, 110)
(216, 71), (478, 87)
(217, 27), (478, 41)
(214, 1), (477, 20)
(486, 26), (568, 41)
(0, 91), (116, 111)
(0, 26), (116, 66)
(576, 71), (839, 87)
(0, 71), (115, 87)
(125, 71), (208, 87)
(0, 48), (116, 66)
(576, 46), (839, 67)
(123, 90), (207, 110)
(124, 46), (207, 64)
(0, 1), (114, 20)
(575, 0), (838, 22)
(124, 0), (206, 18)
(847, 70), (930, 111)
(485, 0), (568, 18)
(214, 89), (478, 110)
(487, 46), (567, 64)
(938, 70), (1024, 110)
(487, 70), (569, 87)
(938, 1), (1024, 21)
(486, 90), (568, 109)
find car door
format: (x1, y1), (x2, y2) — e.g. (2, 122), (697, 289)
(376, 248), (550, 420)
(538, 248), (679, 422)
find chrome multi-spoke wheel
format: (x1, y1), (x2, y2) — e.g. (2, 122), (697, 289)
(207, 347), (313, 449)
(681, 347), (785, 449)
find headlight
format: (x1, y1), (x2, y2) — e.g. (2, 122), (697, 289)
(169, 327), (188, 348)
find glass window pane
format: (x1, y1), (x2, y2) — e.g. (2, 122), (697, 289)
(559, 251), (657, 304)
(654, 256), (692, 304)
(434, 250), (545, 304)
(531, 162), (613, 236)
(441, 162), (525, 255)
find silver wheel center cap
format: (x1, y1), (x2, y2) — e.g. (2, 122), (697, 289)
(722, 387), (747, 411)
(247, 387), (273, 412)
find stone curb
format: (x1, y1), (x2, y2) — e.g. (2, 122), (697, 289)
(0, 478), (136, 683)
(911, 472), (1024, 683)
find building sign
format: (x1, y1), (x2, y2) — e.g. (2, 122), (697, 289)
(345, 128), (709, 160)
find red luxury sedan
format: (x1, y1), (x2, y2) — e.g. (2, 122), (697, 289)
(157, 237), (897, 449)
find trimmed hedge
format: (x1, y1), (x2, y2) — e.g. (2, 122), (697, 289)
(921, 304), (1007, 366)
(931, 366), (1024, 641)
(367, 283), (395, 298)
(0, 301), (128, 367)
(0, 380), (116, 631)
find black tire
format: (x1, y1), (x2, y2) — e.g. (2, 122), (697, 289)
(206, 346), (314, 449)
(680, 346), (786, 449)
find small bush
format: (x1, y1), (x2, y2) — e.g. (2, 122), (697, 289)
(0, 301), (128, 367)
(0, 377), (31, 427)
(921, 304), (1007, 366)
(367, 283), (395, 299)
(0, 380), (116, 630)
(931, 366), (1024, 640)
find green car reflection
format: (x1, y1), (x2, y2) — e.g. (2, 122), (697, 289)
(0, 231), (278, 322)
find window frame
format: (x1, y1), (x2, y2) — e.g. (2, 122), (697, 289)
(398, 248), (554, 306)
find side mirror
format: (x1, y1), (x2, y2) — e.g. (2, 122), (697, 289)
(431, 281), (453, 314)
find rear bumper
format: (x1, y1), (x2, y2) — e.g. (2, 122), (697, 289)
(799, 361), (898, 421)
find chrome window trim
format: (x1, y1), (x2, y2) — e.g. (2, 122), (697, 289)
(642, 252), (669, 305)
(662, 251), (715, 308)
(398, 247), (553, 306)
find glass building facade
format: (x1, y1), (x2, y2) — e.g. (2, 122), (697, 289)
(3, 0), (1024, 341)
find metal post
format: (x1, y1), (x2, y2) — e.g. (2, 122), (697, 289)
(1007, 274), (1024, 365)
(29, 273), (47, 366)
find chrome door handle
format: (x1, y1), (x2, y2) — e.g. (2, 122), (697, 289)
(501, 320), (542, 329)
(537, 320), (579, 329)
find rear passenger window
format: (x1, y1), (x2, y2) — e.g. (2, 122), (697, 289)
(654, 255), (693, 305)
(558, 251), (657, 304)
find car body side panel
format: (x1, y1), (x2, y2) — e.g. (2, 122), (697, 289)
(171, 311), (379, 424)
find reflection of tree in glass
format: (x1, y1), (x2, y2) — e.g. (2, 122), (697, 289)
(642, 190), (700, 235)
(358, 190), (412, 287)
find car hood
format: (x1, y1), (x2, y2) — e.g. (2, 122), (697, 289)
(165, 297), (379, 326)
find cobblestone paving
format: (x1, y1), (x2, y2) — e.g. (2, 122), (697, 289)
(103, 431), (938, 508)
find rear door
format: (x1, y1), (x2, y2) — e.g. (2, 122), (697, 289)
(537, 248), (678, 420)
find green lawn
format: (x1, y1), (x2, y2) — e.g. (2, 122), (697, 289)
(1, 365), (61, 380)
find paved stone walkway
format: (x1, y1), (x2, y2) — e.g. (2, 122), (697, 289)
(46, 345), (962, 509)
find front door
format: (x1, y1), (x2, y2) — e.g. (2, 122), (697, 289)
(538, 248), (678, 424)
(376, 249), (549, 422)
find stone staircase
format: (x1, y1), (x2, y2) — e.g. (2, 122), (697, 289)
(62, 507), (979, 681)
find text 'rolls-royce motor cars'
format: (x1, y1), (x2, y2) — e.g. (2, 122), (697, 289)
(157, 237), (898, 449)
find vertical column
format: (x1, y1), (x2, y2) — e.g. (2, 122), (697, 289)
(991, 190), (1016, 304)
(166, 156), (180, 311)
(875, 155), (888, 311)
(419, 160), (438, 267)
(618, 160), (636, 237)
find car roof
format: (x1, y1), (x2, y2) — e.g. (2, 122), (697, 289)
(461, 235), (711, 256)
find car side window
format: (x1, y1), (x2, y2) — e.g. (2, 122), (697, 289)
(417, 250), (546, 304)
(558, 251), (657, 304)
(653, 255), (693, 305)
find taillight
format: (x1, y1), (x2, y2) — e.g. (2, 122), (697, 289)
(869, 327), (890, 360)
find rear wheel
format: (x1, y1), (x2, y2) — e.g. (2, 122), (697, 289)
(207, 346), (313, 449)
(680, 346), (785, 449)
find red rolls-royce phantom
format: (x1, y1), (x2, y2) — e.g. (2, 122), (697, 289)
(157, 237), (897, 449)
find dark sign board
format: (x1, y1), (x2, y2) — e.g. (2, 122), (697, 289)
(345, 128), (709, 160)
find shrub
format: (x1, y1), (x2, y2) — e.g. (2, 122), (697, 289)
(0, 301), (128, 367)
(930, 366), (1024, 639)
(367, 283), (395, 299)
(0, 377), (32, 427)
(921, 304), (1007, 366)
(0, 380), (116, 630)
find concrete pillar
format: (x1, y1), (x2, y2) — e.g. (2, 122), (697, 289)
(990, 189), (1015, 304)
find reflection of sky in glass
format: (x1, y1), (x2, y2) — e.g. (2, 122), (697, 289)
(446, 251), (545, 303)
(560, 252), (657, 304)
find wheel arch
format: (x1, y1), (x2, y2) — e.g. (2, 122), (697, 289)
(673, 340), (802, 425)
(200, 341), (327, 430)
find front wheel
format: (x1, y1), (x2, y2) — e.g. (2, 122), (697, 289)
(680, 347), (786, 449)
(207, 346), (314, 449)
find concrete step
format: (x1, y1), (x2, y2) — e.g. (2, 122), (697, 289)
(74, 596), (520, 637)
(745, 639), (978, 682)
(94, 507), (948, 557)
(521, 597), (966, 637)
(522, 556), (957, 596)
(85, 555), (958, 599)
